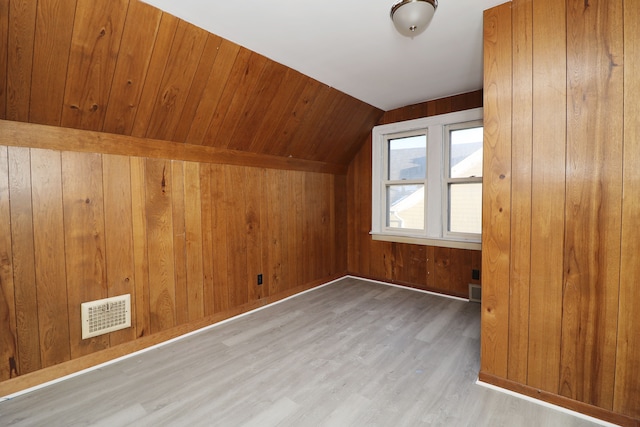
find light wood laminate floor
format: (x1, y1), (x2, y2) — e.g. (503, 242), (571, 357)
(1, 278), (605, 426)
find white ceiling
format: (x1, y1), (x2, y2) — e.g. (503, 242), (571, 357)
(142, 0), (507, 111)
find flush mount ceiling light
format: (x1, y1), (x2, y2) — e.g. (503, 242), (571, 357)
(390, 0), (438, 37)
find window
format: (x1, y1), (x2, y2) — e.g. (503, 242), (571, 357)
(371, 108), (483, 250)
(444, 121), (483, 238)
(385, 130), (427, 231)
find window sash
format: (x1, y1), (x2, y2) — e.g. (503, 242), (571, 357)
(443, 120), (483, 239)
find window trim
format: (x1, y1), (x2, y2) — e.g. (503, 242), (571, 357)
(371, 107), (483, 250)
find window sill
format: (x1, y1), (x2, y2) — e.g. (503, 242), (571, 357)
(371, 232), (481, 251)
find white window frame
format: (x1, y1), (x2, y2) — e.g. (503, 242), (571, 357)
(371, 107), (483, 251)
(443, 120), (484, 241)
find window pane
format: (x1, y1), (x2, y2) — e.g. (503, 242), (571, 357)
(388, 135), (426, 180)
(449, 183), (482, 234)
(386, 184), (424, 230)
(450, 127), (483, 178)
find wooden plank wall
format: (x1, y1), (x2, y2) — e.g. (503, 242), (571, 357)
(346, 91), (483, 298)
(480, 1), (639, 425)
(0, 125), (347, 393)
(0, 0), (382, 167)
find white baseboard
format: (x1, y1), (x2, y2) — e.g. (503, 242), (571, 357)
(475, 379), (620, 427)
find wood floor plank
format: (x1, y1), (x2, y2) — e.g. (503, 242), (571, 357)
(0, 278), (602, 427)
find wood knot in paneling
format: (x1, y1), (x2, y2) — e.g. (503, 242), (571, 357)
(161, 165), (166, 193)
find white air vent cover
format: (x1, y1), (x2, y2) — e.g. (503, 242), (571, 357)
(469, 284), (482, 303)
(81, 294), (131, 339)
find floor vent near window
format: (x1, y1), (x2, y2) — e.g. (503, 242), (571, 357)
(81, 294), (131, 339)
(469, 284), (481, 303)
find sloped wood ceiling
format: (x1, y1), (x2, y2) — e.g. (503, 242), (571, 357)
(0, 0), (383, 166)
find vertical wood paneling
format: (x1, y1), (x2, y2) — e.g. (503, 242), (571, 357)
(290, 170), (304, 286)
(425, 246), (435, 289)
(170, 160), (188, 325)
(172, 34), (223, 143)
(433, 247), (451, 292)
(6, 0), (37, 121)
(287, 85), (334, 160)
(209, 164), (230, 313)
(449, 248), (473, 297)
(204, 50), (265, 149)
(198, 163), (215, 315)
(184, 39), (241, 145)
(481, 2), (512, 378)
(145, 158), (176, 333)
(265, 169), (283, 295)
(615, 0), (640, 419)
(245, 167), (264, 301)
(323, 101), (379, 165)
(346, 151), (357, 274)
(257, 72), (311, 156)
(0, 123), (350, 396)
(0, 0), (9, 118)
(130, 13), (178, 138)
(301, 172), (315, 284)
(0, 146), (17, 381)
(61, 151), (109, 358)
(322, 173), (333, 278)
(527, 0), (566, 393)
(314, 97), (354, 161)
(280, 171), (298, 293)
(303, 173), (319, 282)
(102, 154), (136, 346)
(31, 149), (70, 367)
(259, 172), (271, 296)
(102, 1), (162, 135)
(183, 162), (204, 321)
(61, 0), (129, 131)
(249, 69), (307, 155)
(291, 88), (339, 160)
(370, 241), (392, 281)
(561, 0), (623, 409)
(350, 137), (372, 277)
(225, 166), (249, 307)
(29, 0), (77, 126)
(327, 174), (336, 276)
(321, 174), (333, 277)
(228, 61), (288, 152)
(2, 1), (382, 166)
(145, 21), (208, 141)
(7, 147), (40, 375)
(508, 0), (533, 384)
(130, 156), (150, 338)
(271, 80), (325, 158)
(393, 244), (427, 289)
(334, 173), (347, 275)
(284, 170), (298, 289)
(481, 1), (640, 421)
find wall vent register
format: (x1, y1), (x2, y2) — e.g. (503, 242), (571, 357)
(81, 294), (131, 339)
(468, 284), (481, 303)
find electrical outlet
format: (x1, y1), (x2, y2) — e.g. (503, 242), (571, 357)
(472, 269), (480, 280)
(257, 274), (263, 285)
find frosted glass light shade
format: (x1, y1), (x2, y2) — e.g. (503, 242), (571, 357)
(390, 0), (437, 37)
